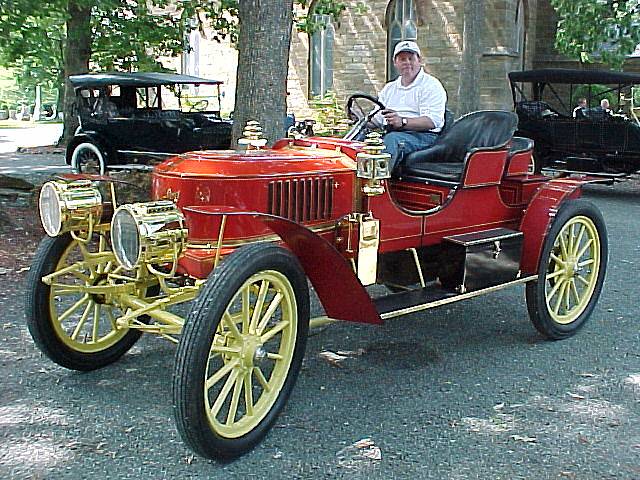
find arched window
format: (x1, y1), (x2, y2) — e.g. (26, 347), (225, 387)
(387, 0), (417, 80)
(309, 14), (335, 98)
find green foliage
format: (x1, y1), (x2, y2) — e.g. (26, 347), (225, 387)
(571, 84), (619, 108)
(196, 0), (239, 43)
(551, 0), (640, 68)
(353, 2), (368, 14)
(0, 0), (346, 114)
(0, 0), (66, 103)
(309, 90), (350, 136)
(91, 1), (189, 72)
(195, 1), (346, 39)
(296, 0), (346, 34)
(0, 0), (201, 105)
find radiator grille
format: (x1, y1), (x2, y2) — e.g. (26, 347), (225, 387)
(268, 177), (334, 222)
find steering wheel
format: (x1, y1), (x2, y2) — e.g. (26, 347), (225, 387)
(344, 93), (386, 141)
(189, 99), (209, 112)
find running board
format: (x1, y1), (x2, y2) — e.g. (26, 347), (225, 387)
(542, 168), (628, 184)
(108, 164), (155, 172)
(375, 275), (537, 320)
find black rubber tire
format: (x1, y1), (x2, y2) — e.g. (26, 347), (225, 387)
(71, 141), (106, 174)
(525, 199), (608, 339)
(173, 243), (310, 461)
(25, 234), (143, 371)
(531, 146), (547, 174)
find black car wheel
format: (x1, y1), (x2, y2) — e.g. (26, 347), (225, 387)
(525, 199), (608, 339)
(71, 141), (106, 174)
(173, 243), (310, 460)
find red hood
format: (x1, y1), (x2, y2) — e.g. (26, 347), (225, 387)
(155, 143), (357, 179)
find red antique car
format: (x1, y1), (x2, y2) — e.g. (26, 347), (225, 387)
(26, 100), (608, 460)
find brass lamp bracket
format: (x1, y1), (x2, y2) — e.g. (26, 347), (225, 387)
(238, 120), (268, 150)
(341, 212), (380, 286)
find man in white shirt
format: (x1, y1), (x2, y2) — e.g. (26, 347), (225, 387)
(376, 40), (447, 171)
(572, 98), (587, 118)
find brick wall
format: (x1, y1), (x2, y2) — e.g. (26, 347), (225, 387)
(171, 0), (639, 123)
(289, 0), (532, 116)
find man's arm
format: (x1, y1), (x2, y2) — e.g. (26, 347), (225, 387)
(382, 110), (435, 131)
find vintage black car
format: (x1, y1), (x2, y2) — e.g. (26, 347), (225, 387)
(67, 72), (233, 174)
(509, 68), (640, 177)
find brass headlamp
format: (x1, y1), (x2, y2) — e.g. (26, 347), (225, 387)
(39, 180), (103, 237)
(111, 200), (187, 272)
(356, 132), (391, 196)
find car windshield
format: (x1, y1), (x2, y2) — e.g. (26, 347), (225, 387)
(160, 83), (223, 114)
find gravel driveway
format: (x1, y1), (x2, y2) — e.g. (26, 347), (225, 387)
(0, 179), (638, 480)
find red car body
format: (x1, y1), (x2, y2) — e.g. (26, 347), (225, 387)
(28, 110), (608, 461)
(153, 135), (581, 325)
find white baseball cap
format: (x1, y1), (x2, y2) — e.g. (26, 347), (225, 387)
(393, 40), (421, 58)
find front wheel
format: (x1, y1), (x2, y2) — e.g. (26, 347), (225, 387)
(25, 233), (146, 370)
(526, 199), (608, 339)
(71, 141), (106, 174)
(173, 243), (310, 460)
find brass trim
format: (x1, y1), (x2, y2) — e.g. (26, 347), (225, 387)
(185, 222), (337, 249)
(356, 214), (380, 286)
(213, 214), (227, 270)
(380, 275), (538, 320)
(409, 247), (426, 288)
(309, 316), (339, 329)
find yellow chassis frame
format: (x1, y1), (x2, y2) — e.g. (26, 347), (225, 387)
(41, 214), (537, 343)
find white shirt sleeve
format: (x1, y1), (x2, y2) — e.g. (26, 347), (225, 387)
(374, 84), (391, 125)
(418, 77), (447, 130)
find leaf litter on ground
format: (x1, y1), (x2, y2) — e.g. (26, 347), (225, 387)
(336, 437), (382, 468)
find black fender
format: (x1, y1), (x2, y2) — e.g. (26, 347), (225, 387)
(65, 131), (117, 166)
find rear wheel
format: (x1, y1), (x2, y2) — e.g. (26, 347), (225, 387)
(71, 142), (106, 174)
(173, 243), (310, 460)
(526, 200), (608, 339)
(25, 233), (147, 370)
(530, 147), (547, 174)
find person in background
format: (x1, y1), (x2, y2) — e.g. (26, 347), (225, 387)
(375, 40), (447, 171)
(600, 98), (613, 114)
(93, 86), (119, 118)
(573, 97), (587, 118)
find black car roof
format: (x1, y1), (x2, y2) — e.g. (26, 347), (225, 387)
(69, 72), (223, 88)
(508, 68), (640, 85)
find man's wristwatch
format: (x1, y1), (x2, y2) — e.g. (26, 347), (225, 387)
(401, 117), (408, 129)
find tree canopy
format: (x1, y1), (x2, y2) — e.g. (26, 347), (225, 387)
(0, 0), (192, 105)
(551, 0), (640, 68)
(0, 0), (345, 143)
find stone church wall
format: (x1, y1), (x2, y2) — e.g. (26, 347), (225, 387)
(171, 0), (639, 123)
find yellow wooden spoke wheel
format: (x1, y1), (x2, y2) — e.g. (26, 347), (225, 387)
(204, 270), (297, 438)
(174, 243), (309, 460)
(544, 216), (601, 324)
(26, 233), (151, 370)
(526, 200), (608, 339)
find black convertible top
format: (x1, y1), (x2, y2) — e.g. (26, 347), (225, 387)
(508, 68), (640, 85)
(69, 72), (223, 88)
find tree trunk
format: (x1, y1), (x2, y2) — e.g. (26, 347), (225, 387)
(232, 0), (293, 146)
(60, 1), (92, 146)
(458, 0), (484, 115)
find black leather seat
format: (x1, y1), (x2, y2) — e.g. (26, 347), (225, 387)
(509, 136), (534, 155)
(396, 110), (518, 182)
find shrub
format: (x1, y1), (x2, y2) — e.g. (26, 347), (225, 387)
(309, 91), (350, 136)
